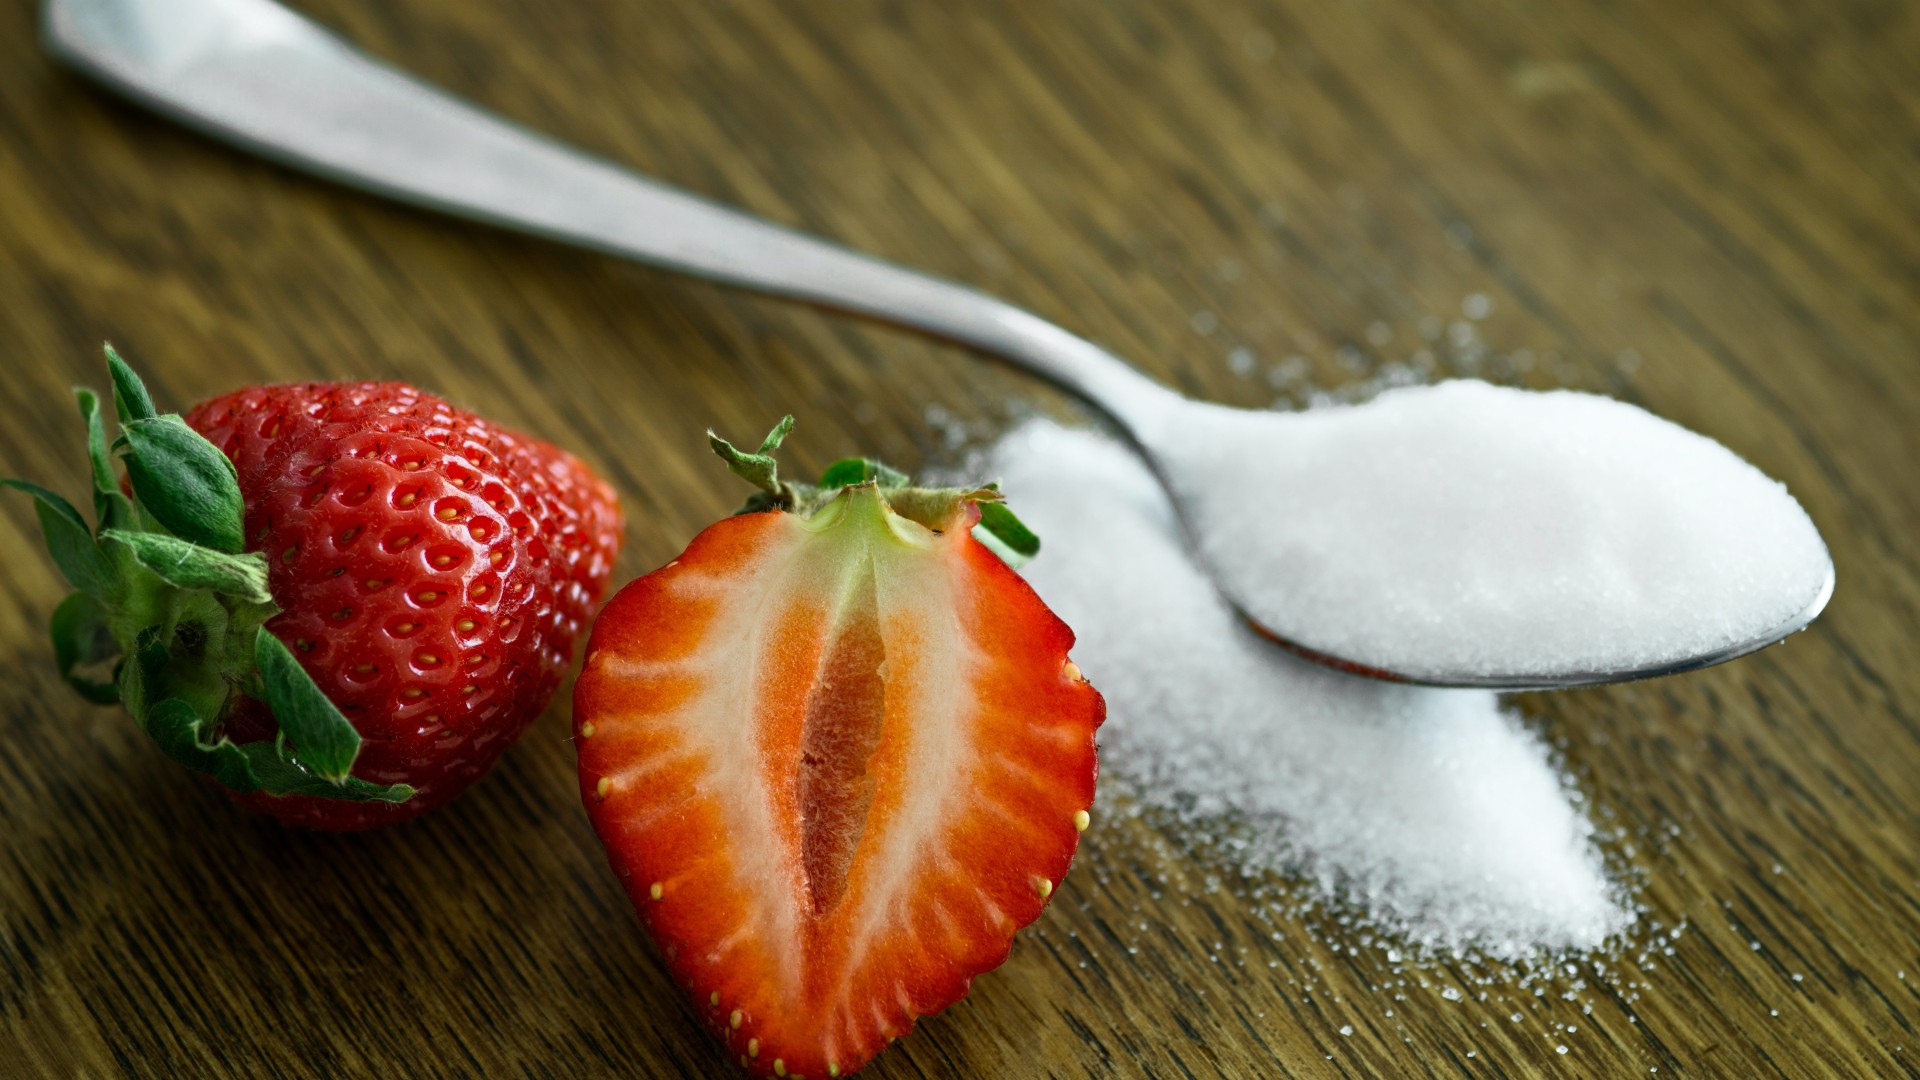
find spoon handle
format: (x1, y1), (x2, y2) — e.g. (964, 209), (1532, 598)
(46, 0), (1177, 431)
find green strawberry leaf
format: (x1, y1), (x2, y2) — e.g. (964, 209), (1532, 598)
(973, 501), (1041, 569)
(148, 698), (412, 802)
(75, 387), (134, 532)
(975, 501), (1040, 558)
(752, 414), (795, 456)
(709, 415), (795, 502)
(2, 479), (114, 597)
(242, 747), (415, 802)
(105, 343), (158, 423)
(147, 697), (263, 792)
(120, 415), (247, 554)
(820, 457), (909, 489)
(102, 529), (272, 604)
(253, 629), (361, 783)
(50, 591), (120, 704)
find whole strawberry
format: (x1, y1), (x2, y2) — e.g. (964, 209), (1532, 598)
(6, 346), (622, 829)
(573, 417), (1101, 1077)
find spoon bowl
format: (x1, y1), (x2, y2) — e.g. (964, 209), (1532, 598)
(45, 0), (1834, 688)
(1144, 389), (1836, 689)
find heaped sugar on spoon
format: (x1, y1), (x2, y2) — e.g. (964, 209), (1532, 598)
(45, 0), (1834, 688)
(1149, 380), (1833, 687)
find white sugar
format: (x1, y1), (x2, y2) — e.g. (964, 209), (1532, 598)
(987, 419), (1632, 958)
(1156, 380), (1830, 679)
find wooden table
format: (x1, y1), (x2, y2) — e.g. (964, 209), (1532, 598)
(3, 0), (1916, 1075)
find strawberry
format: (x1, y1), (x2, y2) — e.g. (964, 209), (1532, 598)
(6, 346), (621, 829)
(573, 417), (1102, 1078)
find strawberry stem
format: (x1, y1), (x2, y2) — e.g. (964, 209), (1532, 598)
(707, 415), (1042, 566)
(708, 415), (799, 512)
(105, 343), (157, 423)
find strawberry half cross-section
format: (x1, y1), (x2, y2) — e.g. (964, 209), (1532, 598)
(573, 418), (1103, 1077)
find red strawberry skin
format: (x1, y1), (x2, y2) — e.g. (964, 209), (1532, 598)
(574, 487), (1102, 1077)
(186, 382), (621, 829)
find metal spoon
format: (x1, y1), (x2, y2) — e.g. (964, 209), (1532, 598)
(43, 0), (1834, 689)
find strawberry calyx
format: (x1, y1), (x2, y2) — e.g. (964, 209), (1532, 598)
(6, 346), (412, 805)
(708, 415), (1042, 567)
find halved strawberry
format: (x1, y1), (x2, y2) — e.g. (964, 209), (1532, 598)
(573, 419), (1102, 1077)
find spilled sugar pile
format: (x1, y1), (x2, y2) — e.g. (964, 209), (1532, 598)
(984, 418), (1634, 960)
(1159, 380), (1832, 680)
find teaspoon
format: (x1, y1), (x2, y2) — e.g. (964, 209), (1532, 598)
(44, 0), (1834, 689)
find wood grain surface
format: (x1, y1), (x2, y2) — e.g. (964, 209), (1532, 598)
(3, 0), (1918, 1075)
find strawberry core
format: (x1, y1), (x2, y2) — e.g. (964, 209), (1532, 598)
(795, 559), (887, 915)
